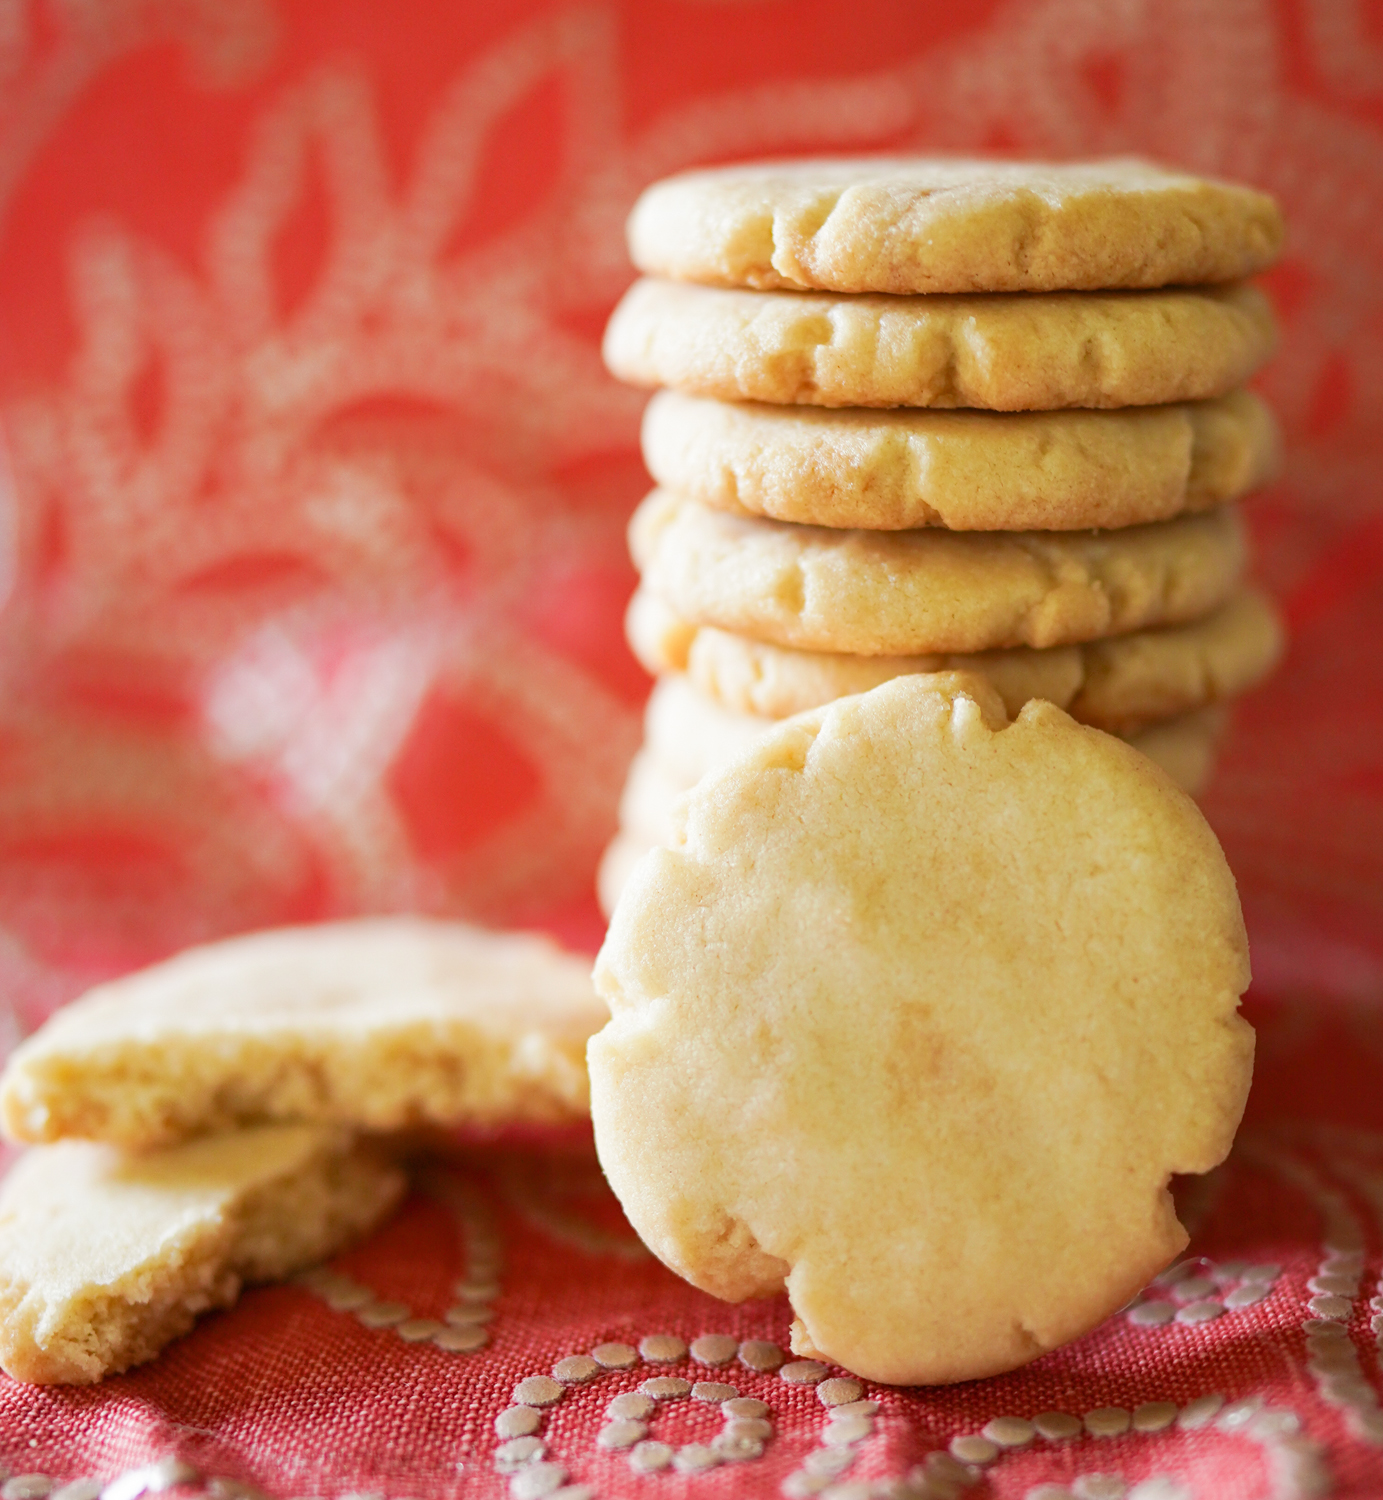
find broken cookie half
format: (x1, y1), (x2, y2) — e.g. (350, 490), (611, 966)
(1, 917), (606, 1150)
(0, 1125), (403, 1383)
(0, 917), (607, 1383)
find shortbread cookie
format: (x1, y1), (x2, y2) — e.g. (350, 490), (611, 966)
(628, 585), (1281, 732)
(628, 585), (1082, 719)
(0, 1126), (404, 1383)
(628, 158), (1283, 294)
(604, 279), (1275, 410)
(643, 672), (768, 791)
(631, 490), (1246, 655)
(0, 919), (607, 1150)
(643, 388), (1279, 532)
(590, 674), (1253, 1384)
(598, 703), (1229, 918)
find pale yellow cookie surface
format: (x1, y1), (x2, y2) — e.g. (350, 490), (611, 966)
(642, 671), (770, 789)
(631, 490), (1246, 654)
(604, 279), (1275, 411)
(643, 388), (1279, 531)
(597, 704), (1229, 917)
(627, 584), (1083, 719)
(628, 157), (1283, 294)
(0, 1126), (403, 1383)
(628, 584), (1281, 731)
(617, 701), (1228, 846)
(599, 702), (1229, 916)
(0, 918), (607, 1150)
(590, 674), (1253, 1384)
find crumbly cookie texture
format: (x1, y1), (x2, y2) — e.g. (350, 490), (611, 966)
(628, 157), (1284, 294)
(590, 674), (1253, 1384)
(0, 1126), (404, 1384)
(627, 584), (1281, 732)
(0, 918), (607, 1150)
(630, 489), (1246, 655)
(603, 279), (1276, 411)
(642, 388), (1279, 532)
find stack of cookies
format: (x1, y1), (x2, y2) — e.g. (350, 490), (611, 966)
(598, 159), (1285, 914)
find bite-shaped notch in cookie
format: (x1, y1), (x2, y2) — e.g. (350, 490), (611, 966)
(597, 702), (1230, 919)
(590, 673), (1253, 1385)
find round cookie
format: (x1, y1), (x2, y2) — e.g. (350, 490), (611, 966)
(590, 674), (1253, 1384)
(631, 489), (1246, 655)
(628, 157), (1284, 294)
(627, 585), (1082, 722)
(642, 388), (1280, 532)
(627, 584), (1281, 732)
(603, 279), (1276, 411)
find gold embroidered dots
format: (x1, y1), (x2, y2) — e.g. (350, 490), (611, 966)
(492, 1333), (791, 1491)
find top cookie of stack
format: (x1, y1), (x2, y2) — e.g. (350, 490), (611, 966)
(622, 157), (1282, 296)
(598, 159), (1284, 906)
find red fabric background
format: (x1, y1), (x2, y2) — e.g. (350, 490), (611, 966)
(0, 0), (1381, 1494)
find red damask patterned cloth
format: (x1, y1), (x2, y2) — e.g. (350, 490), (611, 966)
(0, 1), (1381, 1496)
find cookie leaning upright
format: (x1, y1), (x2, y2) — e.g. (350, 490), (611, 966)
(590, 674), (1254, 1385)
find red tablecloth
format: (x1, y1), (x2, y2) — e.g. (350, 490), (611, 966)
(0, 1), (1381, 1495)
